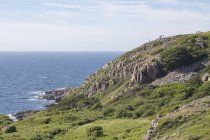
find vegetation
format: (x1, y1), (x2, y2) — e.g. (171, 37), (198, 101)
(1, 31), (210, 139)
(160, 45), (207, 72)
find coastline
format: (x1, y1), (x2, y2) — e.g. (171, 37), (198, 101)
(7, 87), (73, 121)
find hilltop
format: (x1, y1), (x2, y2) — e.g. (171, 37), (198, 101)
(1, 31), (210, 140)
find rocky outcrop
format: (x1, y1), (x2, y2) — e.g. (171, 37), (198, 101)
(87, 77), (109, 97)
(13, 110), (38, 121)
(130, 60), (161, 85)
(151, 60), (205, 85)
(40, 88), (73, 102)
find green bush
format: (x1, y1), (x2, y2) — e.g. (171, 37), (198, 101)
(5, 125), (16, 133)
(63, 114), (78, 123)
(76, 118), (94, 126)
(115, 109), (132, 118)
(189, 136), (202, 140)
(102, 107), (115, 117)
(142, 109), (155, 118)
(197, 81), (210, 98)
(186, 75), (203, 88)
(86, 126), (103, 137)
(60, 94), (99, 109)
(160, 46), (207, 72)
(126, 105), (135, 111)
(50, 128), (62, 136)
(133, 109), (144, 118)
(91, 102), (103, 111)
(31, 135), (43, 140)
(42, 118), (51, 124)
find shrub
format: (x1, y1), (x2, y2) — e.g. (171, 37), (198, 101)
(31, 135), (43, 140)
(126, 105), (135, 111)
(189, 136), (202, 140)
(186, 75), (203, 88)
(197, 81), (210, 98)
(115, 109), (132, 118)
(60, 94), (99, 109)
(63, 114), (78, 123)
(133, 109), (144, 118)
(42, 118), (51, 124)
(142, 109), (155, 118)
(76, 118), (94, 126)
(102, 107), (115, 117)
(86, 126), (103, 137)
(160, 46), (207, 72)
(91, 102), (103, 111)
(5, 125), (16, 133)
(50, 128), (62, 136)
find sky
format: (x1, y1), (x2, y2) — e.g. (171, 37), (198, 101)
(0, 0), (210, 52)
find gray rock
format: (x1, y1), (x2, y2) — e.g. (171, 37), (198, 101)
(202, 73), (210, 82)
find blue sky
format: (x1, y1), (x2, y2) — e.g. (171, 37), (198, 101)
(0, 0), (209, 51)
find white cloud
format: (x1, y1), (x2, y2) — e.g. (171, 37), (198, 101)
(0, 0), (209, 51)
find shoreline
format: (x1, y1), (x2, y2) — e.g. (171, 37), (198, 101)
(7, 87), (73, 121)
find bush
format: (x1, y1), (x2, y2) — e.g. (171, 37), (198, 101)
(115, 109), (132, 118)
(189, 136), (202, 140)
(31, 135), (43, 140)
(197, 81), (210, 98)
(126, 105), (135, 111)
(160, 46), (207, 72)
(102, 107), (115, 117)
(76, 118), (94, 126)
(186, 75), (203, 88)
(63, 114), (78, 123)
(91, 102), (103, 111)
(133, 109), (144, 118)
(5, 125), (16, 133)
(50, 128), (62, 136)
(142, 109), (155, 118)
(42, 118), (51, 124)
(86, 126), (103, 137)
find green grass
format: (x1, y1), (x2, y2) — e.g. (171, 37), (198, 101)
(56, 119), (150, 140)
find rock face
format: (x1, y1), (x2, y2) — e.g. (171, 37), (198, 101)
(87, 77), (109, 97)
(130, 60), (161, 85)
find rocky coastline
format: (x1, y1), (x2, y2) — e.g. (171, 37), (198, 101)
(9, 87), (73, 121)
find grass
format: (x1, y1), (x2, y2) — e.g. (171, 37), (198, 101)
(56, 119), (150, 140)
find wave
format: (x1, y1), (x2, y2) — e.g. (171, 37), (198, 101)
(27, 91), (46, 95)
(7, 114), (18, 122)
(39, 76), (48, 79)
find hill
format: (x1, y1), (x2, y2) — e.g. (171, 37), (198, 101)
(1, 31), (210, 140)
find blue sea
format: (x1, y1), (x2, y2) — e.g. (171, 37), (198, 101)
(0, 52), (122, 115)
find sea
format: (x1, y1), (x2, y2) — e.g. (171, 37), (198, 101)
(0, 52), (122, 115)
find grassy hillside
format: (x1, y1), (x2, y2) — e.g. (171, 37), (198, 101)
(1, 31), (210, 140)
